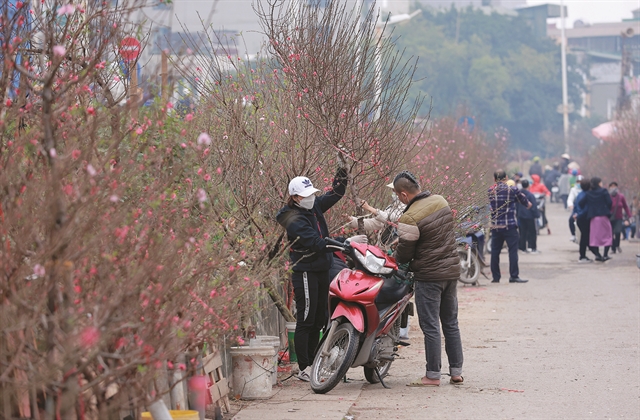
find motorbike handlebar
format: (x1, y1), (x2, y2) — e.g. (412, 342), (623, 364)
(325, 237), (346, 250)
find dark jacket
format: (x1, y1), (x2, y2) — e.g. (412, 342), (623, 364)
(276, 168), (347, 272)
(578, 187), (612, 219)
(517, 189), (539, 219)
(574, 191), (588, 221)
(394, 191), (460, 282)
(529, 162), (543, 177)
(610, 192), (631, 220)
(543, 168), (560, 186)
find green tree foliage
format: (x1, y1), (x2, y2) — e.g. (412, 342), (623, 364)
(394, 6), (584, 153)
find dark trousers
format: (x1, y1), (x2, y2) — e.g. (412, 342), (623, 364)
(414, 280), (463, 380)
(569, 214), (576, 236)
(518, 218), (537, 251)
(490, 226), (519, 281)
(576, 217), (599, 259)
(611, 219), (623, 251)
(292, 270), (330, 370)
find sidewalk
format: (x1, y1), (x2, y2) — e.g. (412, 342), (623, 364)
(230, 371), (363, 420)
(231, 202), (640, 419)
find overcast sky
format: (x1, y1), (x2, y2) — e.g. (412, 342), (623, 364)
(526, 0), (639, 27)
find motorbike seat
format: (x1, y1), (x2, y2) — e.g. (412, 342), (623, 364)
(375, 276), (411, 306)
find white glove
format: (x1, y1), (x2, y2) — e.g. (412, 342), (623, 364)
(337, 147), (348, 169)
(346, 234), (368, 244)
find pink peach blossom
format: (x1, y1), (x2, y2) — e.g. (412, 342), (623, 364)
(53, 45), (66, 57)
(57, 4), (75, 15)
(197, 132), (211, 146)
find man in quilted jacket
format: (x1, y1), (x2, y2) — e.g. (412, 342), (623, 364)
(392, 171), (464, 387)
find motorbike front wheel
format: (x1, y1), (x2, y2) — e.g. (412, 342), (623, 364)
(310, 322), (360, 394)
(458, 248), (480, 284)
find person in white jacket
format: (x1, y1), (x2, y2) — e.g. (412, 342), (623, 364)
(345, 183), (411, 339)
(346, 183), (405, 248)
(567, 175), (584, 242)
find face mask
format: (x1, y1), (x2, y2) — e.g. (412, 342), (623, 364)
(609, 188), (618, 196)
(298, 195), (316, 209)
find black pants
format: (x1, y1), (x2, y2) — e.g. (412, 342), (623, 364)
(576, 217), (599, 259)
(518, 218), (537, 251)
(292, 270), (330, 370)
(490, 226), (520, 281)
(611, 219), (623, 251)
(568, 214), (576, 236)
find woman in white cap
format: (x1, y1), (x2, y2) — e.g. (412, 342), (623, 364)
(276, 165), (348, 381)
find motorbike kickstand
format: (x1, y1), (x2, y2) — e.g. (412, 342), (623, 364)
(375, 367), (390, 389)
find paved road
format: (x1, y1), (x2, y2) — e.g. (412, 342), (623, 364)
(233, 202), (640, 419)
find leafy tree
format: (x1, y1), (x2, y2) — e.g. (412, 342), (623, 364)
(394, 6), (585, 154)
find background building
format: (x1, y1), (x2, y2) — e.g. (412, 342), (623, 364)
(548, 19), (640, 119)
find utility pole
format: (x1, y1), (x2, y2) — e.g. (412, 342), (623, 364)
(617, 28), (634, 115)
(560, 0), (570, 154)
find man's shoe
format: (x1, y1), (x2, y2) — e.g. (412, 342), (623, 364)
(611, 248), (617, 254)
(578, 257), (593, 263)
(297, 366), (311, 382)
(603, 256), (612, 262)
(509, 277), (528, 283)
(529, 249), (541, 254)
(595, 256), (605, 262)
(570, 236), (576, 242)
(491, 280), (500, 283)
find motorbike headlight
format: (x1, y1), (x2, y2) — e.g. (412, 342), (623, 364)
(356, 249), (393, 275)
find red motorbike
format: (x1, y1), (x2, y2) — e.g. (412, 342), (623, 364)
(310, 238), (414, 394)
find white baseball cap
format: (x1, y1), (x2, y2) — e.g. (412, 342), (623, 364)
(288, 176), (320, 197)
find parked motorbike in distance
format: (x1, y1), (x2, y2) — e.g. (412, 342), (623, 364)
(456, 221), (486, 286)
(310, 238), (414, 394)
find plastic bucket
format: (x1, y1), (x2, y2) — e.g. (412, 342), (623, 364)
(250, 336), (280, 384)
(285, 322), (297, 363)
(140, 410), (199, 419)
(230, 346), (275, 400)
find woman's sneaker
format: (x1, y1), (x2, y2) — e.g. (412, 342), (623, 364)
(297, 366), (311, 382)
(578, 257), (593, 263)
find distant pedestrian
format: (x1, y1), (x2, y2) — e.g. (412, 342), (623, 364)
(566, 175), (584, 242)
(512, 172), (523, 189)
(517, 180), (540, 254)
(578, 177), (613, 262)
(544, 163), (561, 203)
(573, 179), (599, 263)
(608, 182), (631, 254)
(557, 170), (571, 209)
(488, 170), (532, 283)
(529, 157), (543, 177)
(560, 153), (571, 174)
(530, 174), (551, 234)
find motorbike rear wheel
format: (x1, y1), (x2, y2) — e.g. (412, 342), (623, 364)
(310, 322), (360, 394)
(363, 318), (400, 384)
(364, 360), (392, 384)
(458, 248), (480, 284)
